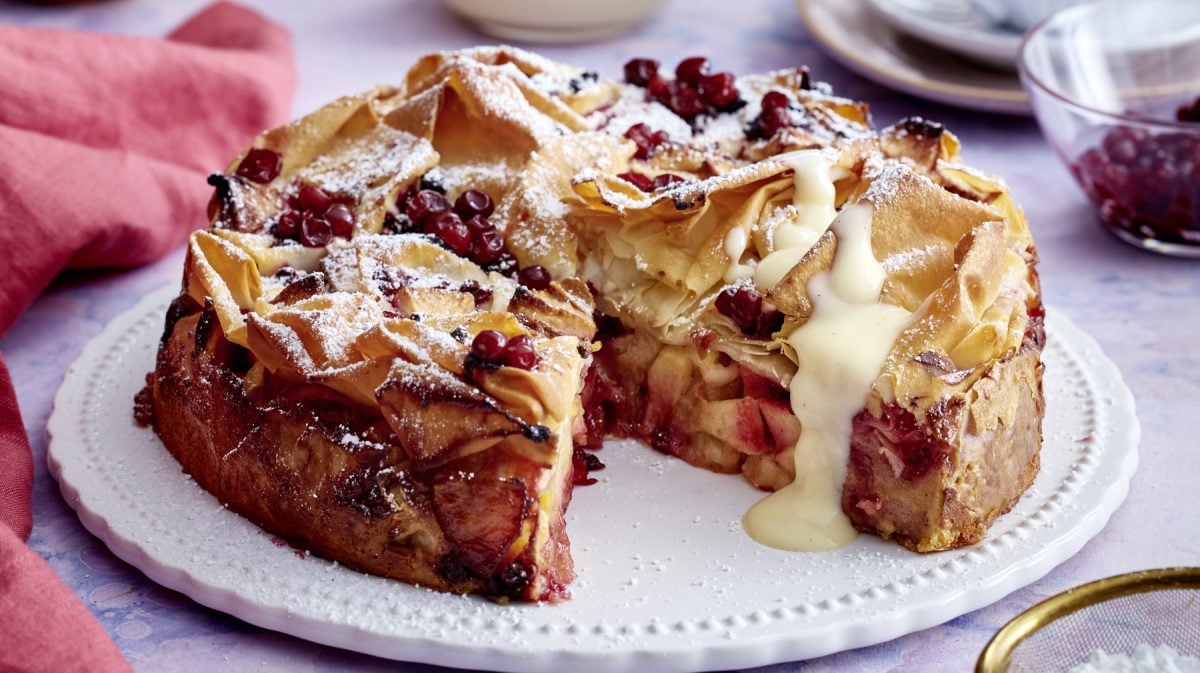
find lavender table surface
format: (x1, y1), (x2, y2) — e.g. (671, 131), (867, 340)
(2, 1), (1197, 671)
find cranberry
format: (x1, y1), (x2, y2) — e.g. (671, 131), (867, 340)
(652, 173), (686, 190)
(668, 84), (707, 120)
(236, 148), (282, 184)
(753, 306), (785, 338)
(572, 447), (605, 486)
(618, 172), (655, 192)
(296, 184), (333, 213)
(501, 334), (538, 370)
(464, 214), (493, 236)
(406, 190), (450, 228)
(471, 330), (508, 361)
(299, 213), (332, 248)
(517, 265), (552, 291)
(275, 210), (301, 238)
(699, 72), (738, 109)
(1072, 124), (1200, 245)
(471, 228), (506, 265)
(675, 57), (709, 85)
(624, 123), (670, 160)
(761, 90), (790, 111)
(626, 56), (744, 121)
(749, 106), (794, 140)
(454, 189), (495, 218)
(645, 75), (669, 99)
(623, 58), (659, 86)
(324, 203), (355, 238)
(748, 91), (798, 140)
(426, 212), (472, 256)
(458, 279), (493, 307)
(715, 286), (762, 328)
(714, 286), (782, 337)
(1177, 95), (1200, 123)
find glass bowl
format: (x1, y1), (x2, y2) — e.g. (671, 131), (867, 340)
(976, 568), (1200, 672)
(1018, 0), (1200, 257)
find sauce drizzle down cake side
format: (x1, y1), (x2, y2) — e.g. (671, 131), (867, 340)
(139, 47), (1044, 602)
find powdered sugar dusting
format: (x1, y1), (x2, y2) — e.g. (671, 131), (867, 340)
(1070, 645), (1200, 673)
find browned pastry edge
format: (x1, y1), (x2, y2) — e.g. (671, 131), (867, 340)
(843, 307), (1045, 552)
(149, 303), (576, 603)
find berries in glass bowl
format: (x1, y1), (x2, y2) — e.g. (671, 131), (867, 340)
(1072, 124), (1200, 247)
(1018, 0), (1200, 256)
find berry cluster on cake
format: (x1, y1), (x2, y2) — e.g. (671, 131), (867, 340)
(140, 47), (1044, 602)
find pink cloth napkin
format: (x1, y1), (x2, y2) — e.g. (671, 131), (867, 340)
(0, 4), (294, 671)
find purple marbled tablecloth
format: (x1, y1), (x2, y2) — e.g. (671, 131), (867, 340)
(2, 1), (1197, 671)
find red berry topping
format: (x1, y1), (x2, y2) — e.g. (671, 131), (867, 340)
(517, 265), (551, 291)
(464, 214), (493, 236)
(623, 58), (660, 86)
(471, 228), (506, 265)
(714, 287), (782, 338)
(715, 286), (761, 327)
(296, 184), (333, 213)
(454, 189), (495, 218)
(626, 56), (742, 122)
(471, 330), (508, 361)
(299, 213), (332, 248)
(618, 172), (655, 192)
(652, 173), (686, 190)
(572, 447), (605, 486)
(755, 306), (785, 338)
(645, 75), (669, 99)
(699, 72), (738, 109)
(668, 84), (706, 120)
(275, 210), (301, 239)
(501, 334), (538, 370)
(624, 123), (670, 160)
(405, 189), (450, 227)
(427, 211), (472, 256)
(761, 90), (790, 111)
(324, 203), (355, 238)
(236, 148), (282, 184)
(749, 105), (794, 140)
(675, 56), (710, 86)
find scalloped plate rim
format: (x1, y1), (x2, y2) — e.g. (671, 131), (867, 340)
(46, 286), (1139, 672)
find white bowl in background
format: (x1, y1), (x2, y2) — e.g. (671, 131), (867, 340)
(444, 0), (669, 43)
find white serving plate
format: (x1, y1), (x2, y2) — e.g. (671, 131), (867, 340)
(48, 286), (1138, 672)
(797, 0), (1031, 115)
(865, 0), (1022, 70)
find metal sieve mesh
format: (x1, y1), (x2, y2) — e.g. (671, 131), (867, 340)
(977, 569), (1200, 673)
(1008, 588), (1200, 672)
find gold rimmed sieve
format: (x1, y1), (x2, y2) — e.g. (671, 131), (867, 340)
(977, 568), (1200, 672)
